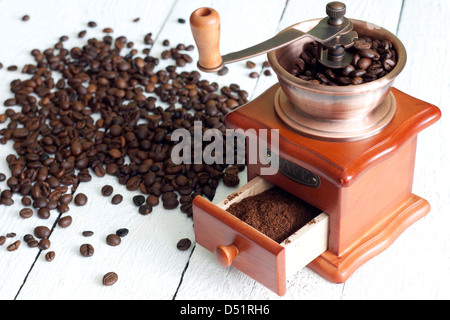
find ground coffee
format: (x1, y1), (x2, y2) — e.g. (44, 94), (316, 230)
(226, 187), (321, 243)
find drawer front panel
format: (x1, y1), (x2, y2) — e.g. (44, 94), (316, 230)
(193, 195), (286, 295)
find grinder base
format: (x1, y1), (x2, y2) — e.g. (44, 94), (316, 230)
(308, 194), (430, 283)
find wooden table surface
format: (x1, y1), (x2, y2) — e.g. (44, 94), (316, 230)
(0, 0), (448, 300)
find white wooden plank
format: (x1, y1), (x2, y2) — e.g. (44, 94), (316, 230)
(0, 0), (181, 300)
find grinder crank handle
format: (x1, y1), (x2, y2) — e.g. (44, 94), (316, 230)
(189, 3), (355, 72)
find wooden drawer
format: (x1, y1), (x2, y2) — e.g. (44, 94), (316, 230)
(192, 176), (329, 296)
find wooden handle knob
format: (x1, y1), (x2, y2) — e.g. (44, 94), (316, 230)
(190, 7), (223, 72)
(214, 244), (239, 267)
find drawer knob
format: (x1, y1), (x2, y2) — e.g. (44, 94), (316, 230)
(214, 244), (239, 267)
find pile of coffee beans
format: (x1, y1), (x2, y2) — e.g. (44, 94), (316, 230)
(0, 20), (251, 283)
(290, 36), (397, 85)
(0, 25), (248, 229)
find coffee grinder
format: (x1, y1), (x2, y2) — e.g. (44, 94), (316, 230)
(188, 2), (441, 295)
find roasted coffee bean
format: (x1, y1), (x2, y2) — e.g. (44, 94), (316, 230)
(163, 197), (179, 210)
(218, 66), (228, 75)
(6, 233), (16, 238)
(58, 215), (73, 228)
(34, 226), (50, 239)
(176, 238), (192, 251)
(357, 58), (372, 70)
(223, 173), (240, 187)
(19, 207), (33, 219)
(116, 228), (129, 237)
(23, 234), (34, 242)
(133, 195), (145, 206)
(74, 193), (88, 206)
(38, 238), (51, 250)
(78, 30), (87, 38)
(290, 36), (396, 85)
(138, 204), (152, 215)
(359, 48), (380, 60)
(0, 236), (6, 246)
(103, 272), (118, 286)
(38, 207), (51, 219)
(7, 240), (21, 252)
(45, 251), (56, 262)
(383, 58), (396, 71)
(246, 61), (256, 68)
(106, 234), (121, 246)
(101, 185), (114, 196)
(28, 240), (39, 248)
(82, 231), (94, 237)
(57, 203), (69, 214)
(22, 15), (30, 21)
(146, 195), (159, 207)
(59, 194), (73, 205)
(80, 244), (94, 257)
(111, 194), (123, 205)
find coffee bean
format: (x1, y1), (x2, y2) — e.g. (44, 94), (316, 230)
(138, 204), (152, 215)
(82, 231), (94, 237)
(106, 234), (121, 246)
(87, 21), (97, 27)
(22, 15), (30, 21)
(359, 48), (380, 60)
(218, 66), (228, 75)
(353, 39), (371, 50)
(103, 272), (118, 286)
(6, 233), (16, 238)
(177, 238), (191, 251)
(146, 195), (159, 207)
(357, 58), (372, 70)
(290, 36), (396, 85)
(34, 226), (50, 239)
(74, 193), (88, 206)
(45, 251), (56, 262)
(59, 194), (73, 205)
(7, 240), (21, 252)
(0, 236), (6, 246)
(27, 239), (38, 247)
(80, 244), (94, 257)
(58, 215), (73, 228)
(78, 30), (87, 38)
(38, 207), (51, 219)
(249, 72), (259, 78)
(246, 61), (256, 68)
(132, 195), (145, 206)
(57, 203), (69, 214)
(163, 197), (178, 210)
(116, 228), (129, 237)
(223, 173), (240, 187)
(19, 208), (33, 219)
(101, 185), (114, 196)
(111, 194), (123, 205)
(38, 238), (51, 250)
